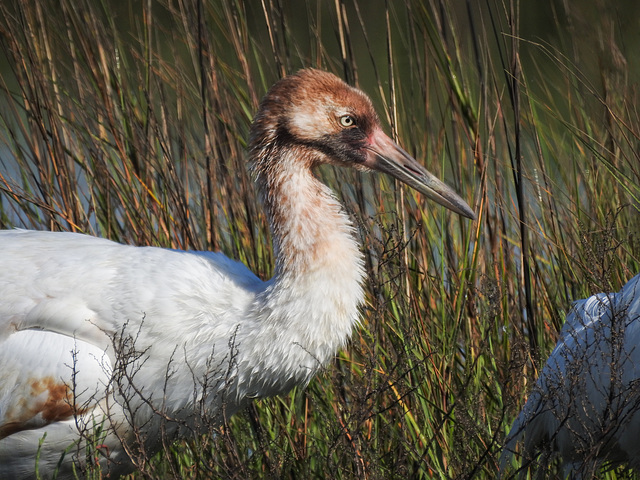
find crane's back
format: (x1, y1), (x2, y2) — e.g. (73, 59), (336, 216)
(0, 230), (265, 478)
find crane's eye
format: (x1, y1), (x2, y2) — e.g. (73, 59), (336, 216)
(339, 115), (355, 128)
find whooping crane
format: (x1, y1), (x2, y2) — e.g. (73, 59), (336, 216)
(501, 274), (640, 477)
(0, 68), (474, 479)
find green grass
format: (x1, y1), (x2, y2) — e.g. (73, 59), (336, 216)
(1, 0), (639, 478)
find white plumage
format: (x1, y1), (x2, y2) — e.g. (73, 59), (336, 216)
(501, 273), (640, 477)
(0, 69), (474, 478)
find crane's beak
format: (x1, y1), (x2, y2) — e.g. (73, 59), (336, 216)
(364, 128), (475, 220)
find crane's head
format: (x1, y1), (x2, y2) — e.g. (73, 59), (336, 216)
(250, 68), (475, 220)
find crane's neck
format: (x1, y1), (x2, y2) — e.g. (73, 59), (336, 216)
(257, 151), (360, 276)
(249, 147), (365, 391)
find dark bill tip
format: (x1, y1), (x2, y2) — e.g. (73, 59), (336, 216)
(364, 129), (475, 220)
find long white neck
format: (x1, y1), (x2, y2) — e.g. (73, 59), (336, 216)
(244, 147), (365, 396)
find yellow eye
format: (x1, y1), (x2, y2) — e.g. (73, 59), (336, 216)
(339, 115), (355, 127)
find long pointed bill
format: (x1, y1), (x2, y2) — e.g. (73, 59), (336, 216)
(364, 128), (475, 220)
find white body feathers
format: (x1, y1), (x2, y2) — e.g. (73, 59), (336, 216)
(502, 274), (640, 475)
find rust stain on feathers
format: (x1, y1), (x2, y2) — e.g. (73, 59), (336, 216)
(0, 376), (79, 439)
